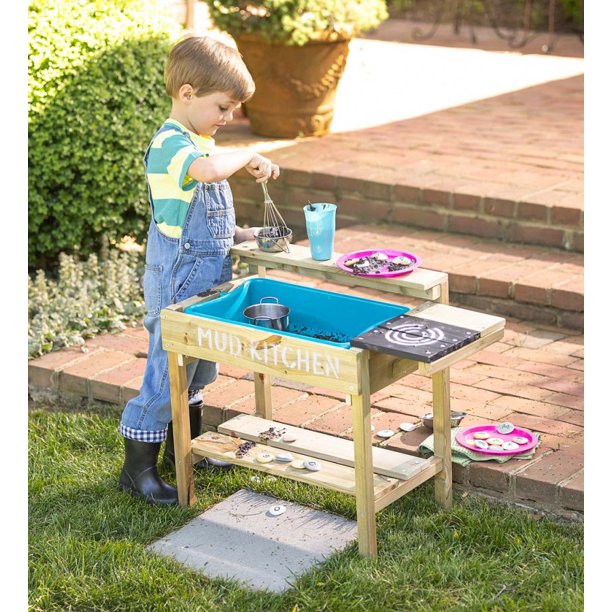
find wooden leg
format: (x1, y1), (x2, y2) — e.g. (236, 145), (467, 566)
(254, 372), (273, 419)
(432, 368), (452, 509)
(439, 279), (449, 305)
(168, 351), (196, 507)
(351, 354), (377, 557)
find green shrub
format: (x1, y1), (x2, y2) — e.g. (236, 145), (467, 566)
(28, 0), (180, 269)
(28, 248), (147, 359)
(206, 0), (389, 46)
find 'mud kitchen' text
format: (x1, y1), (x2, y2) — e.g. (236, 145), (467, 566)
(197, 327), (341, 378)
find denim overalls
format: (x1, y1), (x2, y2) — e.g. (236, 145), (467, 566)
(120, 125), (234, 442)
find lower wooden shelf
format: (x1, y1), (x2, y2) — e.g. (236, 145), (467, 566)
(191, 431), (398, 497)
(218, 414), (430, 480)
(191, 415), (443, 509)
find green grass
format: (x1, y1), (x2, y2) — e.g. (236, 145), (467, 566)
(29, 401), (583, 611)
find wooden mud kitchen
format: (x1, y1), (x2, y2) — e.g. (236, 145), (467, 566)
(160, 243), (505, 557)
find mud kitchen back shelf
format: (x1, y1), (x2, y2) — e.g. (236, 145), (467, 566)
(160, 241), (505, 557)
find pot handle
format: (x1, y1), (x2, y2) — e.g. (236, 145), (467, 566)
(260, 296), (279, 304)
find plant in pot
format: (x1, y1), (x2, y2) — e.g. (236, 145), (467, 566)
(205, 0), (388, 138)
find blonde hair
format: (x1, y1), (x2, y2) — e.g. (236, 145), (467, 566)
(164, 35), (255, 101)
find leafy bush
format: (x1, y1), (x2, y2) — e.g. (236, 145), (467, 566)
(206, 0), (389, 46)
(27, 243), (252, 359)
(28, 248), (147, 359)
(28, 0), (180, 269)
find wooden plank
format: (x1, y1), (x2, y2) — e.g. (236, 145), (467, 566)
(368, 352), (419, 394)
(168, 351), (196, 507)
(351, 352), (377, 556)
(218, 414), (431, 481)
(374, 457), (442, 513)
(160, 308), (363, 394)
(432, 369), (452, 509)
(411, 302), (505, 334)
(231, 242), (447, 300)
(191, 432), (398, 497)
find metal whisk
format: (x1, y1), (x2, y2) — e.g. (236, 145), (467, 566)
(258, 181), (292, 253)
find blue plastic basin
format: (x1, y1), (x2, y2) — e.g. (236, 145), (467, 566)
(184, 278), (409, 349)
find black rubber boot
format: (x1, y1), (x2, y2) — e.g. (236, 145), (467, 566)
(164, 392), (233, 470)
(119, 438), (178, 505)
(163, 400), (203, 469)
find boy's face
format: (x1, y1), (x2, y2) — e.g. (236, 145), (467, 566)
(182, 89), (241, 136)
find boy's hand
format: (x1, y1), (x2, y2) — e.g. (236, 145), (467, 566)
(234, 227), (261, 244)
(246, 153), (280, 183)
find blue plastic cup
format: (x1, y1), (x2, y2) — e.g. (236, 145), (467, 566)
(303, 203), (337, 261)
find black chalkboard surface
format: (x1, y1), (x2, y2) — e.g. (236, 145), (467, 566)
(350, 314), (481, 363)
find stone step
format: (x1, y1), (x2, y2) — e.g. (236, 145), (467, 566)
(222, 70), (583, 253)
(229, 158), (583, 254)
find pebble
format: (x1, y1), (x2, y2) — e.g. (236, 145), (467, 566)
(290, 460), (305, 469)
(275, 452), (294, 463)
(256, 453), (274, 463)
(376, 429), (395, 438)
(282, 434), (297, 443)
(399, 422), (417, 432)
(502, 441), (519, 451)
(496, 422), (515, 435)
(304, 460), (322, 472)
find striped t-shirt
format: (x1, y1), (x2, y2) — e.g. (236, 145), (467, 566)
(146, 118), (215, 238)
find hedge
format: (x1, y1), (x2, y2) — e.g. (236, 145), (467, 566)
(28, 0), (180, 269)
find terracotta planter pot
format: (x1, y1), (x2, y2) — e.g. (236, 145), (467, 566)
(235, 35), (351, 138)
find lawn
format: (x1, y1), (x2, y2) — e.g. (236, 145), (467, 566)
(29, 399), (583, 611)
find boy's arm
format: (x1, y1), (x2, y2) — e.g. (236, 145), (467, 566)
(188, 150), (280, 184)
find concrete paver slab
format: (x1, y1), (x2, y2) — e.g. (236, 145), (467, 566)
(147, 489), (357, 593)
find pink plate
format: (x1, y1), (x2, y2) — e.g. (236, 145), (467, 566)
(336, 249), (422, 278)
(456, 424), (538, 456)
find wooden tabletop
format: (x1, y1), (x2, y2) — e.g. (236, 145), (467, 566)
(231, 242), (448, 302)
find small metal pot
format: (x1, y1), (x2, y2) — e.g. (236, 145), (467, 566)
(421, 411), (466, 430)
(243, 297), (290, 331)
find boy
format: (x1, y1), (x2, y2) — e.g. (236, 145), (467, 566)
(119, 35), (280, 505)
